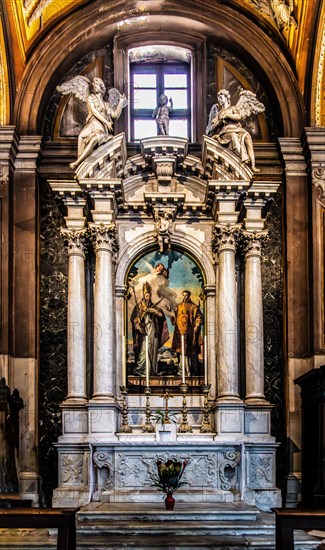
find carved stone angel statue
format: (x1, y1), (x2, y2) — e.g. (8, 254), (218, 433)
(206, 88), (265, 172)
(154, 208), (174, 253)
(57, 76), (127, 169)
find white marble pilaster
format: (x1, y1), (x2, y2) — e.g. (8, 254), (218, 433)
(214, 225), (241, 401)
(243, 232), (268, 403)
(116, 285), (128, 389)
(91, 223), (118, 400)
(203, 284), (216, 399)
(62, 228), (87, 403)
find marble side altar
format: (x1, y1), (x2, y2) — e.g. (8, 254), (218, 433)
(49, 134), (282, 512)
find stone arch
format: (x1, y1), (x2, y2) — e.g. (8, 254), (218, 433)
(14, 2), (304, 136)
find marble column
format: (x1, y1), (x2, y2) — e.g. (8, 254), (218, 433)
(91, 224), (118, 400)
(214, 225), (240, 401)
(62, 228), (87, 402)
(243, 232), (268, 402)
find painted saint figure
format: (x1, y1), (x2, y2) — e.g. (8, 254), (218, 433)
(171, 290), (203, 376)
(152, 94), (173, 135)
(131, 282), (169, 376)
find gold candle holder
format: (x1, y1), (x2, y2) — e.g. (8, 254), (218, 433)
(200, 383), (213, 433)
(142, 386), (155, 433)
(178, 383), (192, 433)
(119, 386), (132, 433)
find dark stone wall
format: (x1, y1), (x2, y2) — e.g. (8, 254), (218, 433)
(39, 178), (68, 504)
(262, 189), (286, 489)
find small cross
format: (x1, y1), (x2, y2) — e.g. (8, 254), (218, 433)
(160, 389), (174, 424)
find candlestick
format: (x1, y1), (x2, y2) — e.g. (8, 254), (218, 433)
(181, 334), (185, 383)
(119, 386), (132, 433)
(200, 383), (213, 433)
(145, 335), (149, 387)
(122, 335), (127, 387)
(142, 386), (155, 433)
(204, 335), (208, 385)
(178, 383), (192, 433)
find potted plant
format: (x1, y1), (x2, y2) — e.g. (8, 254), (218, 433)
(150, 409), (179, 441)
(151, 458), (189, 510)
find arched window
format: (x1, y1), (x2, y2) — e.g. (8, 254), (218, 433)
(114, 38), (206, 143)
(130, 54), (191, 140)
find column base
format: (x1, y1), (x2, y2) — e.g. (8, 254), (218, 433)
(217, 395), (242, 403)
(245, 395), (269, 404)
(87, 401), (119, 440)
(91, 394), (115, 403)
(19, 472), (40, 505)
(214, 402), (245, 437)
(64, 395), (87, 404)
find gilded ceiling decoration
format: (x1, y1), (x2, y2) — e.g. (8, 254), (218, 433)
(0, 0), (323, 127)
(0, 17), (9, 124)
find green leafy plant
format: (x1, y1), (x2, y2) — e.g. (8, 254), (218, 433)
(151, 459), (189, 496)
(150, 409), (178, 425)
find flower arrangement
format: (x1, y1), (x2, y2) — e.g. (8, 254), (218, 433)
(151, 458), (189, 496)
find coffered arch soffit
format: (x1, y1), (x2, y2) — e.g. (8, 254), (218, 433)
(14, 3), (305, 137)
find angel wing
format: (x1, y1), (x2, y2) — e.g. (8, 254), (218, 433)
(235, 88), (265, 120)
(57, 75), (91, 104)
(206, 103), (219, 135)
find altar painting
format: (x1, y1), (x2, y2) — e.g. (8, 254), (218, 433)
(126, 250), (205, 387)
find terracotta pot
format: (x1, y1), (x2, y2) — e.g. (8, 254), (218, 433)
(164, 493), (175, 511)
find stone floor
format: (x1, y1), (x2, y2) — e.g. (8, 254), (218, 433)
(0, 502), (323, 549)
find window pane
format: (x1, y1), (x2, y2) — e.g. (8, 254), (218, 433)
(169, 119), (188, 138)
(134, 119), (157, 140)
(133, 74), (156, 88)
(164, 74), (187, 88)
(133, 89), (157, 110)
(164, 89), (188, 109)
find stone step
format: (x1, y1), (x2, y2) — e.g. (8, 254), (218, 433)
(75, 532), (320, 549)
(77, 501), (260, 525)
(77, 521), (275, 536)
(74, 502), (322, 548)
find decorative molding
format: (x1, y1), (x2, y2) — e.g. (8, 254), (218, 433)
(312, 166), (325, 205)
(0, 164), (9, 186)
(212, 224), (241, 254)
(241, 230), (268, 258)
(250, 455), (272, 485)
(62, 454), (83, 483)
(89, 222), (119, 254)
(315, 23), (325, 126)
(61, 227), (87, 258)
(219, 450), (241, 491)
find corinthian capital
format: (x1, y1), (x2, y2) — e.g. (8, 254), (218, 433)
(212, 224), (241, 255)
(241, 230), (268, 258)
(61, 227), (87, 257)
(89, 222), (118, 254)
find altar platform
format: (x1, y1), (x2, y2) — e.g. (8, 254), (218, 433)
(0, 503), (323, 549)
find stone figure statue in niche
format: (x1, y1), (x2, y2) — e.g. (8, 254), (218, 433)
(206, 88), (265, 172)
(152, 94), (173, 135)
(270, 0), (297, 36)
(154, 208), (174, 253)
(130, 282), (169, 376)
(57, 76), (127, 169)
(248, 0), (297, 39)
(170, 290), (203, 377)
